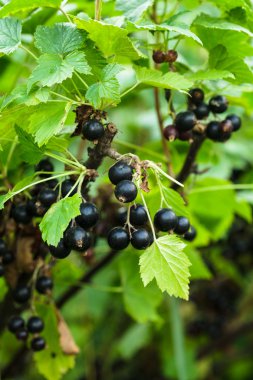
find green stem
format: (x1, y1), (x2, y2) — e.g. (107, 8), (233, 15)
(20, 45), (38, 60)
(59, 7), (72, 23)
(50, 91), (79, 104)
(74, 72), (88, 89)
(95, 0), (103, 20)
(120, 82), (139, 98)
(45, 151), (84, 170)
(140, 189), (156, 240)
(3, 137), (18, 177)
(70, 77), (83, 100)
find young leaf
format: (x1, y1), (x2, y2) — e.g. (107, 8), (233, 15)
(0, 0), (62, 17)
(139, 235), (190, 300)
(40, 193), (82, 246)
(0, 17), (21, 54)
(15, 126), (45, 163)
(116, 0), (154, 22)
(35, 23), (86, 55)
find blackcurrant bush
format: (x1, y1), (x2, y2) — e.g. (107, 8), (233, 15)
(130, 204), (148, 226)
(163, 125), (178, 141)
(116, 207), (127, 225)
(0, 238), (7, 256)
(36, 276), (53, 294)
(36, 159), (53, 177)
(8, 316), (25, 333)
(209, 95), (228, 114)
(27, 316), (44, 333)
(193, 103), (210, 119)
(226, 114), (241, 131)
(49, 238), (71, 259)
(108, 161), (133, 185)
(82, 120), (104, 141)
(184, 226), (197, 241)
(31, 337), (46, 351)
(114, 180), (137, 203)
(61, 179), (77, 197)
(175, 111), (196, 132)
(12, 204), (32, 224)
(152, 50), (165, 64)
(107, 227), (129, 250)
(64, 226), (91, 252)
(206, 121), (221, 141)
(189, 88), (204, 105)
(2, 251), (14, 265)
(131, 229), (151, 250)
(0, 264), (4, 276)
(16, 329), (28, 341)
(76, 202), (99, 229)
(174, 216), (190, 235)
(13, 285), (31, 304)
(38, 188), (57, 207)
(154, 209), (178, 232)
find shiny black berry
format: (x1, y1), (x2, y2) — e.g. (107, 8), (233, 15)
(116, 207), (127, 225)
(226, 114), (241, 132)
(64, 226), (91, 252)
(108, 161), (133, 185)
(49, 238), (71, 259)
(2, 251), (14, 265)
(189, 88), (204, 105)
(38, 188), (57, 207)
(154, 209), (178, 232)
(26, 198), (47, 217)
(16, 329), (28, 341)
(61, 179), (77, 197)
(206, 121), (221, 141)
(82, 120), (104, 141)
(31, 337), (46, 351)
(36, 276), (53, 294)
(193, 103), (210, 119)
(27, 316), (44, 333)
(163, 125), (178, 141)
(130, 204), (148, 226)
(184, 226), (197, 241)
(114, 180), (137, 203)
(131, 229), (151, 250)
(174, 216), (190, 235)
(76, 203), (99, 229)
(12, 204), (32, 224)
(107, 227), (129, 250)
(13, 285), (31, 304)
(36, 159), (53, 177)
(8, 316), (25, 333)
(0, 238), (7, 256)
(152, 50), (165, 64)
(209, 95), (228, 114)
(175, 111), (196, 132)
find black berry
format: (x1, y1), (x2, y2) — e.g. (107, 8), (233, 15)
(114, 180), (137, 203)
(49, 238), (71, 259)
(0, 238), (7, 256)
(31, 337), (46, 351)
(108, 161), (133, 185)
(129, 204), (148, 226)
(16, 329), (28, 341)
(64, 226), (91, 252)
(36, 159), (53, 177)
(12, 204), (32, 224)
(26, 198), (47, 217)
(27, 316), (44, 333)
(165, 49), (178, 63)
(36, 276), (53, 294)
(226, 114), (241, 132)
(178, 130), (193, 141)
(8, 316), (25, 333)
(131, 229), (151, 250)
(38, 188), (57, 207)
(189, 88), (204, 105)
(152, 50), (165, 64)
(193, 103), (210, 119)
(107, 227), (129, 250)
(174, 216), (190, 235)
(209, 95), (228, 114)
(61, 179), (77, 197)
(163, 125), (178, 141)
(184, 226), (197, 241)
(154, 209), (178, 232)
(2, 251), (14, 265)
(206, 121), (221, 141)
(76, 202), (99, 229)
(82, 120), (104, 141)
(13, 285), (31, 304)
(175, 111), (196, 132)
(116, 207), (127, 225)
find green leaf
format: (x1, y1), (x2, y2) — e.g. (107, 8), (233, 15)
(0, 193), (12, 209)
(86, 64), (122, 108)
(117, 324), (150, 360)
(161, 187), (189, 217)
(139, 235), (190, 300)
(194, 14), (253, 36)
(116, 0), (154, 22)
(0, 278), (8, 302)
(40, 194), (82, 246)
(12, 175), (36, 192)
(35, 23), (86, 55)
(0, 17), (21, 54)
(185, 246), (212, 280)
(186, 69), (234, 81)
(28, 102), (72, 146)
(135, 66), (193, 91)
(0, 0), (62, 17)
(234, 197), (252, 223)
(15, 126), (45, 163)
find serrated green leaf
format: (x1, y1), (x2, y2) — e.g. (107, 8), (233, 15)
(116, 0), (154, 22)
(0, 0), (62, 17)
(161, 186), (189, 217)
(40, 194), (82, 246)
(139, 235), (190, 300)
(15, 126), (45, 163)
(186, 69), (234, 81)
(0, 17), (21, 54)
(35, 23), (86, 55)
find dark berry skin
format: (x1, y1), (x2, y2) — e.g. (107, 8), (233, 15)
(0, 238), (7, 256)
(38, 188), (58, 207)
(107, 227), (129, 250)
(114, 180), (137, 203)
(31, 337), (46, 352)
(0, 264), (4, 276)
(178, 131), (193, 141)
(12, 204), (32, 224)
(2, 251), (14, 265)
(174, 216), (190, 235)
(64, 226), (91, 252)
(130, 204), (148, 226)
(61, 179), (77, 197)
(36, 276), (53, 294)
(154, 209), (178, 232)
(206, 121), (221, 141)
(209, 95), (228, 114)
(175, 111), (196, 132)
(82, 120), (104, 141)
(184, 226), (197, 241)
(76, 203), (99, 229)
(189, 88), (204, 105)
(26, 198), (47, 217)
(163, 125), (178, 141)
(131, 229), (151, 250)
(152, 50), (165, 64)
(16, 329), (28, 341)
(193, 103), (210, 119)
(13, 285), (31, 304)
(116, 207), (127, 225)
(165, 49), (178, 63)
(36, 159), (53, 177)
(226, 114), (241, 131)
(221, 120), (233, 134)
(108, 161), (133, 185)
(8, 316), (25, 333)
(27, 316), (44, 333)
(49, 238), (71, 259)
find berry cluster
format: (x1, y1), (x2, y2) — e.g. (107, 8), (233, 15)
(152, 49), (178, 64)
(163, 88), (241, 143)
(8, 315), (45, 351)
(82, 119), (105, 141)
